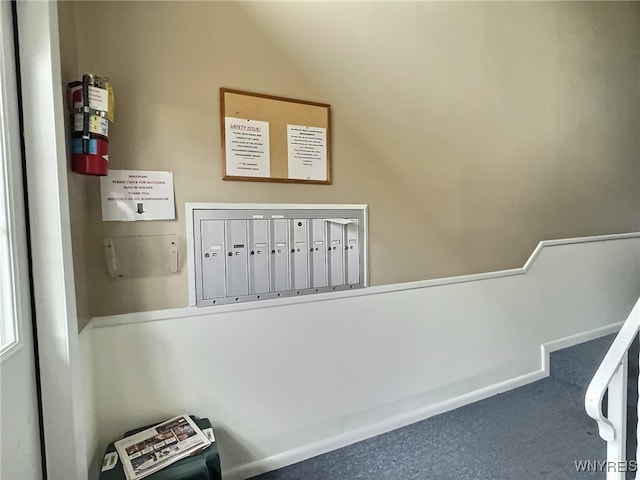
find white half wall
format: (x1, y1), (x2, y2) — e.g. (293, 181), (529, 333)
(84, 234), (640, 479)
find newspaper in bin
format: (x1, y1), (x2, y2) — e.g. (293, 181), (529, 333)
(114, 414), (211, 480)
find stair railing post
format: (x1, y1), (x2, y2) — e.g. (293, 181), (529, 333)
(586, 298), (640, 480)
(636, 343), (640, 480)
(607, 352), (628, 480)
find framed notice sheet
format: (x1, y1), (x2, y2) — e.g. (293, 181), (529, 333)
(220, 88), (331, 184)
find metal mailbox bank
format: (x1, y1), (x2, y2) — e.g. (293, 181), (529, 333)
(186, 204), (368, 307)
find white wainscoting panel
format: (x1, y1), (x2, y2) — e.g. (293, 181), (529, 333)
(84, 234), (640, 479)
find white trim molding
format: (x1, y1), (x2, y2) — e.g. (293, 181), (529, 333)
(17, 2), (88, 479)
(540, 322), (624, 376)
(92, 232), (640, 328)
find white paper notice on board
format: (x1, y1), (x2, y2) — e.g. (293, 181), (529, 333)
(225, 117), (270, 177)
(287, 124), (327, 181)
(100, 170), (175, 221)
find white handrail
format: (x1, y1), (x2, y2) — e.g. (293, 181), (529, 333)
(585, 296), (640, 478)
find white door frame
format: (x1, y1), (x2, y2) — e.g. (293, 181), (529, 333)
(0, 1), (43, 478)
(16, 2), (88, 478)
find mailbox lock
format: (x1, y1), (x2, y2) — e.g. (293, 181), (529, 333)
(228, 252), (233, 257)
(291, 248), (295, 253)
(204, 253), (210, 258)
(297, 221), (303, 227)
(250, 250), (255, 255)
(271, 249), (276, 254)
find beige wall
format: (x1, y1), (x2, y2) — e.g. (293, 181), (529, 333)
(64, 1), (640, 318)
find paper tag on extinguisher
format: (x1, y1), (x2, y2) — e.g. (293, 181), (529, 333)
(106, 84), (115, 123)
(87, 86), (109, 112)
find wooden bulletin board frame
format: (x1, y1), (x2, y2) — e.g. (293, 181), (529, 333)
(220, 88), (331, 184)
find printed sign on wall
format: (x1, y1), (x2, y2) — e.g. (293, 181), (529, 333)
(224, 117), (271, 177)
(287, 125), (327, 181)
(100, 169), (175, 221)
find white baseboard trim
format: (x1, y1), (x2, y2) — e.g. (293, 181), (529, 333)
(224, 323), (627, 480)
(222, 369), (546, 480)
(540, 321), (623, 375)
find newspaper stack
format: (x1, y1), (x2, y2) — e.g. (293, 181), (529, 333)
(114, 414), (213, 480)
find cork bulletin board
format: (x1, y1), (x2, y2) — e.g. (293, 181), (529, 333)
(220, 88), (331, 184)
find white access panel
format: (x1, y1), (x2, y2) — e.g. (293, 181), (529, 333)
(291, 219), (309, 290)
(248, 219), (269, 295)
(225, 220), (249, 297)
(270, 218), (290, 292)
(327, 220), (345, 287)
(345, 219), (360, 285)
(187, 204), (367, 306)
(200, 220), (226, 300)
(309, 219), (327, 288)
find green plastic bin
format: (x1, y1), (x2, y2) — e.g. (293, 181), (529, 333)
(98, 416), (221, 480)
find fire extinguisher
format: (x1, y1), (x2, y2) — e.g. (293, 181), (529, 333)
(68, 74), (114, 176)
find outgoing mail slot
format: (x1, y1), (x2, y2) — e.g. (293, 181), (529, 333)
(309, 219), (327, 288)
(327, 220), (345, 286)
(200, 220), (226, 300)
(269, 218), (290, 292)
(225, 220), (248, 296)
(248, 219), (269, 295)
(290, 219), (309, 290)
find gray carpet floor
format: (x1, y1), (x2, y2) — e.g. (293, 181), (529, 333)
(249, 377), (606, 480)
